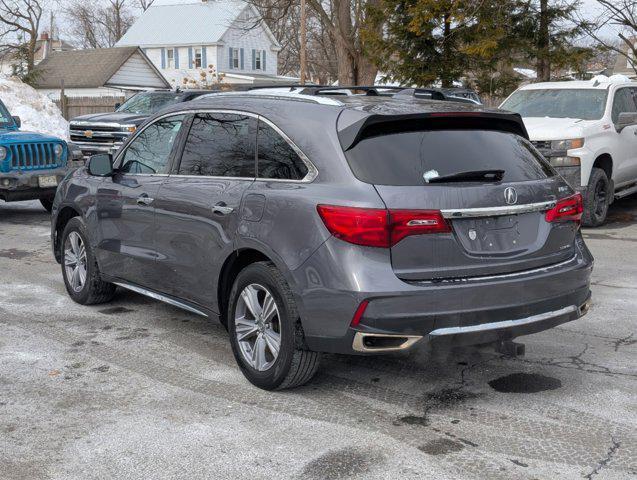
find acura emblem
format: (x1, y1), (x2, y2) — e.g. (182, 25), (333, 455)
(504, 187), (518, 205)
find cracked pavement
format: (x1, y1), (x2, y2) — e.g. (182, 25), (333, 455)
(1, 198), (636, 480)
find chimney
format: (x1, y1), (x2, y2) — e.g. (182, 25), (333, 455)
(41, 32), (50, 59)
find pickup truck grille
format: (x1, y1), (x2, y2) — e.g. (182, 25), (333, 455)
(69, 123), (132, 152)
(531, 140), (552, 158)
(9, 143), (63, 170)
(531, 140), (551, 150)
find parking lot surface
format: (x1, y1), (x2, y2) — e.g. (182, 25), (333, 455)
(1, 199), (636, 480)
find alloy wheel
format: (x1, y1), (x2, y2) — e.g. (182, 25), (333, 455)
(234, 283), (282, 372)
(64, 232), (88, 293)
(594, 178), (608, 218)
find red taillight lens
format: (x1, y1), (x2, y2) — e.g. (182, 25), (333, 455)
(317, 205), (450, 248)
(545, 193), (583, 224)
(389, 210), (451, 244)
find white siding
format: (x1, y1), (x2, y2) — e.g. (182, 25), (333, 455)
(220, 10), (278, 76)
(37, 87), (130, 99)
(107, 52), (167, 88)
(144, 45), (220, 73)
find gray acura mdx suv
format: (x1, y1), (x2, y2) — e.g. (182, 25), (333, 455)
(51, 92), (593, 390)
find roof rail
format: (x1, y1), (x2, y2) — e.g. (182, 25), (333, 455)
(245, 84), (480, 104)
(203, 90), (344, 106)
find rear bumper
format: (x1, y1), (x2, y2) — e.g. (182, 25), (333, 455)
(351, 297), (590, 352)
(0, 168), (67, 201)
(295, 234), (593, 355)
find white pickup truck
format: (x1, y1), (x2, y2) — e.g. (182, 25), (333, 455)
(501, 76), (637, 226)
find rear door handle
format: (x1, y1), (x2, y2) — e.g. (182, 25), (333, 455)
(136, 194), (154, 206)
(212, 202), (234, 215)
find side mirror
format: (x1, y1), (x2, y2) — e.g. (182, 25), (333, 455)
(114, 102), (121, 110)
(87, 154), (114, 176)
(12, 116), (21, 128)
(616, 112), (637, 132)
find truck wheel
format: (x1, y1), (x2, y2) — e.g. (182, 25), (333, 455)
(61, 217), (116, 305)
(40, 198), (53, 213)
(227, 261), (321, 390)
(582, 168), (610, 227)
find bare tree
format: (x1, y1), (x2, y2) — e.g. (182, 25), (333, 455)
(252, 0), (337, 82)
(249, 0), (381, 85)
(0, 0), (43, 74)
(581, 0), (637, 74)
(64, 0), (134, 48)
(137, 0), (154, 11)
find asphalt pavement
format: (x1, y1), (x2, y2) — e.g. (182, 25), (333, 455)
(0, 198), (635, 480)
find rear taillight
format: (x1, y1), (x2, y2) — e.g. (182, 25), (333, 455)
(389, 210), (451, 244)
(545, 193), (583, 224)
(317, 205), (450, 248)
(316, 205), (389, 247)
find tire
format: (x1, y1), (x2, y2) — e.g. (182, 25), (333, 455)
(582, 167), (611, 227)
(40, 198), (53, 213)
(227, 261), (321, 390)
(60, 217), (116, 305)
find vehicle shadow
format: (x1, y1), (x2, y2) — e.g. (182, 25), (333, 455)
(0, 201), (50, 225)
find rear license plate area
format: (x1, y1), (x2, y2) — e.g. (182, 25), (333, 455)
(455, 215), (523, 254)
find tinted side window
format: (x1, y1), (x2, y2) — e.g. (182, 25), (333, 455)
(611, 88), (637, 123)
(179, 113), (256, 177)
(345, 130), (554, 186)
(119, 115), (184, 174)
(257, 121), (308, 180)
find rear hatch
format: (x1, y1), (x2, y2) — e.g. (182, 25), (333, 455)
(339, 112), (579, 281)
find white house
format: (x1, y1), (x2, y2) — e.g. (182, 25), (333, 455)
(116, 0), (288, 86)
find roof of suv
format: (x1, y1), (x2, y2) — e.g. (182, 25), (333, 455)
(177, 91), (501, 116)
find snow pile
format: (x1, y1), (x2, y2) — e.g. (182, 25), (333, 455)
(0, 75), (69, 140)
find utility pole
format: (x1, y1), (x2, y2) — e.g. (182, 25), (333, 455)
(300, 0), (307, 84)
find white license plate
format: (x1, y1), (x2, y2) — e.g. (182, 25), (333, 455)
(38, 175), (58, 188)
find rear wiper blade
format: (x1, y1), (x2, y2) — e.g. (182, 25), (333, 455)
(426, 169), (505, 184)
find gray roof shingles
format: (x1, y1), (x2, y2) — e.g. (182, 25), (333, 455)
(32, 47), (167, 89)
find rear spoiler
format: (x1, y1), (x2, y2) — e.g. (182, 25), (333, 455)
(337, 111), (529, 151)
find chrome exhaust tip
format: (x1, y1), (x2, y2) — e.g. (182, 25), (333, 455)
(352, 332), (422, 353)
(578, 298), (592, 316)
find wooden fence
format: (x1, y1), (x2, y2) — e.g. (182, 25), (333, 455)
(53, 96), (126, 120)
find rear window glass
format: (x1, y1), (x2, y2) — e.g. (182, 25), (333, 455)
(344, 130), (555, 186)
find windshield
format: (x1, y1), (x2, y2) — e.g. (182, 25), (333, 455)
(0, 100), (14, 126)
(116, 92), (183, 115)
(344, 129), (555, 186)
(501, 89), (608, 120)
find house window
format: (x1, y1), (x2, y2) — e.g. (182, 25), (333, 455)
(232, 48), (240, 69)
(166, 48), (174, 69)
(194, 47), (202, 68)
(255, 50), (262, 70)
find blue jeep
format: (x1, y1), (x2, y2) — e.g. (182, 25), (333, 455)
(0, 98), (72, 212)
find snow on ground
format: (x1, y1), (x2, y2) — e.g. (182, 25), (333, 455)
(0, 75), (69, 140)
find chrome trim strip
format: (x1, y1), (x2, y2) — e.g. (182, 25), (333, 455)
(352, 332), (422, 352)
(113, 109), (318, 184)
(70, 121), (137, 129)
(113, 282), (208, 317)
(440, 200), (556, 219)
(411, 254), (578, 284)
(428, 305), (578, 336)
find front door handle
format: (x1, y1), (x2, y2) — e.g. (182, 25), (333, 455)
(212, 202), (234, 215)
(136, 194), (154, 206)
